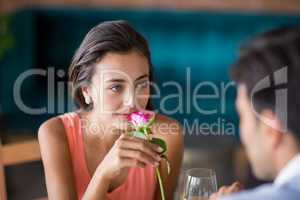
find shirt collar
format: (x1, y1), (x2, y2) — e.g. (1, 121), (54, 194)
(274, 153), (300, 186)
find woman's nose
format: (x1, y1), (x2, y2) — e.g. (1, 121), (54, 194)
(123, 88), (135, 108)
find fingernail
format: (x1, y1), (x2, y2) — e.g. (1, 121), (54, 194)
(157, 147), (163, 152)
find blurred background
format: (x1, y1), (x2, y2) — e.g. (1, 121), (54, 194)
(1, 0), (300, 199)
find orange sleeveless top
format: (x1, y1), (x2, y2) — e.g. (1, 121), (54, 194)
(58, 112), (157, 200)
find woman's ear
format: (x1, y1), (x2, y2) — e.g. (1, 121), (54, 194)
(81, 86), (92, 105)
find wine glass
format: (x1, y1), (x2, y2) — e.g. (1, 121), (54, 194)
(181, 168), (218, 200)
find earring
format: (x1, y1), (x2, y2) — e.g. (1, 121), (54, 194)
(85, 96), (92, 105)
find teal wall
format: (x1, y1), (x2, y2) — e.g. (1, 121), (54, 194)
(1, 7), (300, 139)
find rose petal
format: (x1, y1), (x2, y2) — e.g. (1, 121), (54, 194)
(128, 111), (155, 127)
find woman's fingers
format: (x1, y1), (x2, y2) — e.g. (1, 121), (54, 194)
(117, 135), (162, 162)
(118, 148), (160, 166)
(113, 134), (164, 168)
(122, 134), (162, 152)
(119, 157), (146, 168)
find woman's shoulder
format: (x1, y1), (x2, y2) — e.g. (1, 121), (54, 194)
(38, 114), (68, 145)
(155, 113), (180, 125)
(152, 113), (183, 141)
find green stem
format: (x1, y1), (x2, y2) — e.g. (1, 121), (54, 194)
(144, 128), (166, 200)
(156, 168), (166, 200)
(143, 128), (151, 141)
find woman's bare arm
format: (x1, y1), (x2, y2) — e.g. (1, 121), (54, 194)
(38, 117), (78, 199)
(38, 117), (112, 200)
(39, 117), (162, 200)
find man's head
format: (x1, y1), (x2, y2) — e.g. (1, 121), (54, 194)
(231, 27), (300, 181)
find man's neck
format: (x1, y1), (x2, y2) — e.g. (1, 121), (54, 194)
(276, 153), (298, 176)
(274, 134), (300, 178)
(274, 152), (300, 185)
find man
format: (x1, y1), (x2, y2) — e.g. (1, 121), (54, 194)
(211, 27), (300, 200)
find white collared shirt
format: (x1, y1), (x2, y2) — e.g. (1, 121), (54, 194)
(274, 153), (300, 186)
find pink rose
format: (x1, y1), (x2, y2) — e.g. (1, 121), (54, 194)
(127, 111), (154, 127)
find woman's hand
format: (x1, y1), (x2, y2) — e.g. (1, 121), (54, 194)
(98, 134), (163, 183)
(209, 182), (243, 200)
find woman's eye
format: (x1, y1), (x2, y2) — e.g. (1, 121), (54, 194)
(110, 85), (123, 92)
(136, 80), (150, 88)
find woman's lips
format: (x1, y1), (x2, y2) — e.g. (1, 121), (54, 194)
(113, 113), (130, 119)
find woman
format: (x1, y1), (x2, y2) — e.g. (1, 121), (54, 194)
(38, 20), (183, 200)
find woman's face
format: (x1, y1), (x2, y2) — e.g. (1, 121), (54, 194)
(84, 51), (150, 130)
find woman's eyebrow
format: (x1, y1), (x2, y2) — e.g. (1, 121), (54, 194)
(105, 74), (149, 83)
(105, 78), (126, 83)
(135, 74), (149, 82)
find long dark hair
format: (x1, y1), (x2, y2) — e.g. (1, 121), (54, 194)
(69, 20), (153, 111)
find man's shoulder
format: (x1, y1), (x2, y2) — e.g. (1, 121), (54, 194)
(220, 181), (300, 200)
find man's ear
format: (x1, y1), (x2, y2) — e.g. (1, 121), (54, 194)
(259, 109), (284, 150)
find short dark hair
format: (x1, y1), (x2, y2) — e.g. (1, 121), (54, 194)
(231, 27), (300, 143)
(69, 20), (153, 111)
